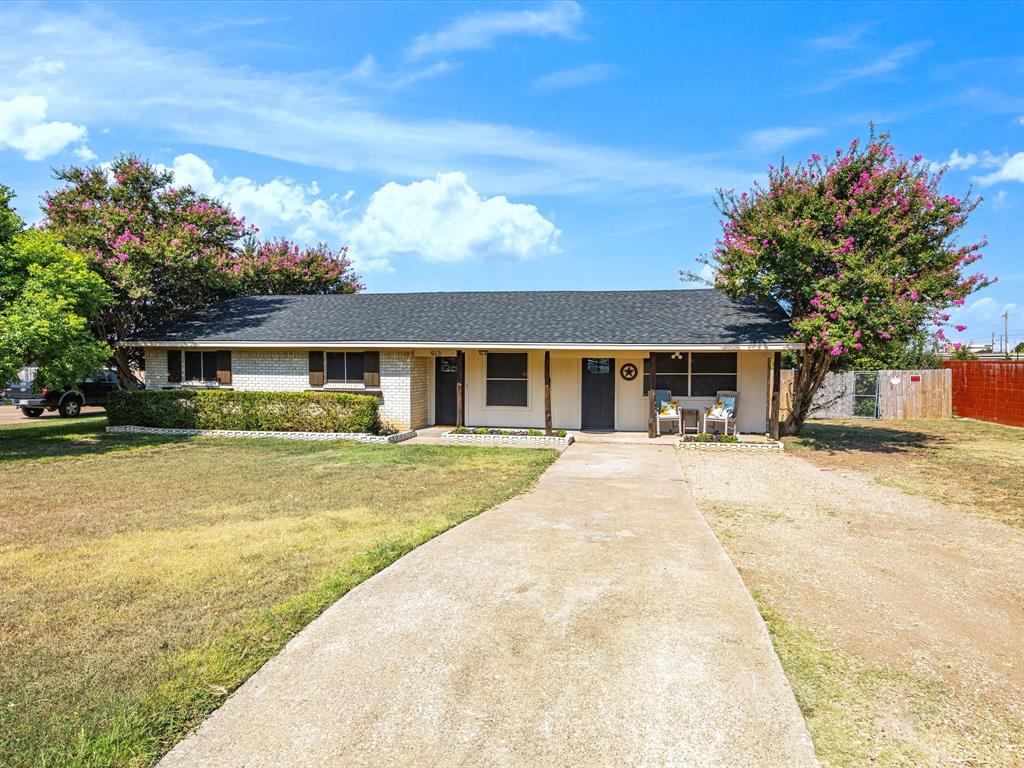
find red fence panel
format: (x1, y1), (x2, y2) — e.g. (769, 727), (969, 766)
(943, 360), (1024, 427)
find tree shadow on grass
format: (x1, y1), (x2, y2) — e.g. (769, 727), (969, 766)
(788, 422), (944, 454)
(0, 417), (191, 463)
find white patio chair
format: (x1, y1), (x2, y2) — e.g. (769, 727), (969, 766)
(703, 391), (738, 435)
(655, 389), (681, 436)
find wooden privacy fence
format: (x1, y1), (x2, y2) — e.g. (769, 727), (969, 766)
(779, 368), (952, 421)
(942, 360), (1024, 428)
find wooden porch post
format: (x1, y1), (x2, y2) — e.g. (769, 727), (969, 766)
(769, 351), (782, 440)
(456, 350), (465, 428)
(544, 350), (553, 436)
(647, 351), (657, 438)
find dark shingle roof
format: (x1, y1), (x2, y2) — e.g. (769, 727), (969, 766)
(131, 290), (792, 346)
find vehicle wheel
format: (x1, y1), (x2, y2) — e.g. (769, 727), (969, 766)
(59, 398), (83, 418)
(21, 407), (43, 418)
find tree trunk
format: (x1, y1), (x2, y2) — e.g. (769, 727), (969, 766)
(113, 347), (141, 389)
(781, 349), (831, 436)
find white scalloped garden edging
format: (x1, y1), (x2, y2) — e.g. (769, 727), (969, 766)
(442, 431), (574, 447)
(678, 439), (784, 452)
(106, 425), (416, 443)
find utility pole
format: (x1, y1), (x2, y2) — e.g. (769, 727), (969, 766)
(1003, 310), (1010, 354)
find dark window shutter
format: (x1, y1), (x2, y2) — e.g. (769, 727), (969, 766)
(309, 351), (324, 387)
(167, 350), (182, 383)
(363, 351), (380, 387)
(216, 351), (232, 385)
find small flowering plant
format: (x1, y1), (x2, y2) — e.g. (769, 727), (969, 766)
(699, 132), (991, 434)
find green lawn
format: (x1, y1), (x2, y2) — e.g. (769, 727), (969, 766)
(784, 418), (1024, 527)
(0, 417), (557, 768)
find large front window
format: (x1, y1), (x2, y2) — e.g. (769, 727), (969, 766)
(486, 353), (528, 407)
(643, 352), (736, 397)
(326, 352), (364, 384)
(184, 350), (220, 382)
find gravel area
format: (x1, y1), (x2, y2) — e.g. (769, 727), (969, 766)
(679, 450), (1024, 766)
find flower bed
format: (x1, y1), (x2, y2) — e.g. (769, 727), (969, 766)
(679, 433), (783, 451)
(683, 432), (739, 443)
(443, 427), (572, 447)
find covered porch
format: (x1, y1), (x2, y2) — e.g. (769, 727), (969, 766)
(422, 346), (789, 439)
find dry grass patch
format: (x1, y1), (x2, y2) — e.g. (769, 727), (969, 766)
(784, 418), (1024, 527)
(0, 418), (556, 767)
(681, 446), (1024, 768)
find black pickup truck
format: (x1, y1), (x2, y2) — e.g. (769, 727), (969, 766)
(3, 371), (121, 418)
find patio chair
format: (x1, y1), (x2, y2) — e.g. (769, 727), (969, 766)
(703, 391), (738, 435)
(655, 389), (681, 436)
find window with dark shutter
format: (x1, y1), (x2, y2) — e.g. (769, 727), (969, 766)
(325, 352), (366, 383)
(167, 350), (182, 383)
(309, 351), (325, 387)
(183, 350), (227, 383)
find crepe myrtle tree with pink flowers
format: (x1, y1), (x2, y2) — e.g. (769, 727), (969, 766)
(43, 155), (362, 387)
(233, 238), (363, 296)
(693, 132), (991, 435)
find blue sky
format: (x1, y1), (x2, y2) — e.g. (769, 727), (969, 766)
(1, 1), (1022, 347)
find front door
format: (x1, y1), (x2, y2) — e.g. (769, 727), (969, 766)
(435, 356), (459, 425)
(581, 358), (615, 430)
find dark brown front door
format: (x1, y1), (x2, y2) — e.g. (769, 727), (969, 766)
(435, 356), (459, 425)
(581, 358), (615, 430)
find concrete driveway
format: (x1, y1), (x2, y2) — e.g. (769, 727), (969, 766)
(160, 442), (816, 768)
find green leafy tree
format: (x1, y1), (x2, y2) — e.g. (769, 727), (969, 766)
(0, 188), (111, 389)
(697, 133), (990, 434)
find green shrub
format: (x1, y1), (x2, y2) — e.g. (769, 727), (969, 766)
(688, 432), (739, 443)
(108, 389), (382, 434)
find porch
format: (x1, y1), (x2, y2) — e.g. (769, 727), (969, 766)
(423, 348), (784, 438)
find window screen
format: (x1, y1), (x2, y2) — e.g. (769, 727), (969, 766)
(486, 353), (528, 407)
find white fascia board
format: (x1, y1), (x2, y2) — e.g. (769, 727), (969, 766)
(125, 340), (804, 351)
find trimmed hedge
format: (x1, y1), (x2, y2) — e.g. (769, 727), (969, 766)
(108, 389), (382, 434)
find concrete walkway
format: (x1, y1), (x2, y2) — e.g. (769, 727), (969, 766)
(160, 443), (817, 768)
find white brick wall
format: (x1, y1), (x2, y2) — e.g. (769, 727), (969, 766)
(232, 350), (308, 391)
(146, 350), (170, 388)
(379, 351), (412, 430)
(142, 347), (421, 429)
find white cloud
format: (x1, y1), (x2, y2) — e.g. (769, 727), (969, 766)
(348, 172), (560, 266)
(17, 57), (65, 76)
(534, 63), (615, 91)
(974, 152), (1024, 185)
(807, 23), (876, 51)
(0, 6), (752, 199)
(163, 153), (352, 243)
(949, 297), (1019, 340)
(747, 126), (824, 152)
(928, 148), (1010, 173)
(0, 94), (88, 160)
(805, 41), (932, 93)
(407, 1), (582, 59)
(73, 144), (97, 161)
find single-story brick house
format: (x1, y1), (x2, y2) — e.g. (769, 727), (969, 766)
(130, 289), (798, 433)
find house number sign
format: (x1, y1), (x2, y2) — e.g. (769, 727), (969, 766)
(620, 363), (638, 381)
